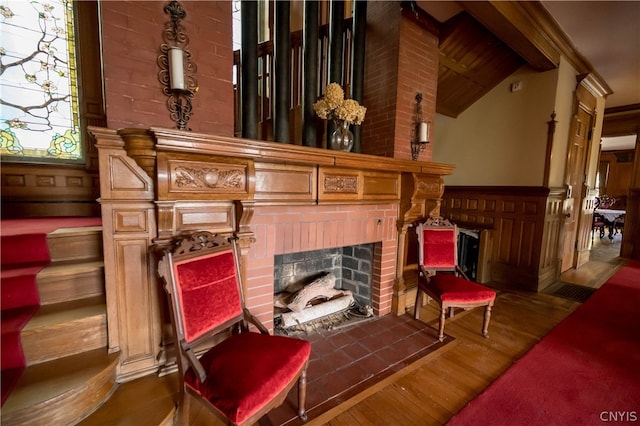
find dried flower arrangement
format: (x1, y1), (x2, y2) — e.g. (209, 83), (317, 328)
(313, 83), (367, 125)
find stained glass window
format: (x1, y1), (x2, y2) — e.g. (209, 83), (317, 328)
(0, 0), (82, 162)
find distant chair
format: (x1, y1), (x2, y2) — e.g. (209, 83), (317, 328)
(592, 211), (606, 241)
(614, 216), (625, 236)
(156, 231), (311, 426)
(413, 217), (496, 342)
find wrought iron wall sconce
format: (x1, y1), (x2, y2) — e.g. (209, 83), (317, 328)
(158, 1), (198, 130)
(410, 92), (430, 161)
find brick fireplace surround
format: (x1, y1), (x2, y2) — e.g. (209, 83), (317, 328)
(249, 203), (398, 321)
(91, 126), (453, 381)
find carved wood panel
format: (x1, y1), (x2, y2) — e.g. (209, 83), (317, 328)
(442, 186), (560, 291)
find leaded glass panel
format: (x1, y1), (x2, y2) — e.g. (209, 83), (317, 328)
(0, 0), (82, 161)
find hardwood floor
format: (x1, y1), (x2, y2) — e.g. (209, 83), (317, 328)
(79, 238), (626, 426)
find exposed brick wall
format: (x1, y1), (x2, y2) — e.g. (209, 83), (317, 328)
(361, 2), (401, 158)
(361, 3), (438, 161)
(100, 1), (234, 135)
(395, 16), (439, 161)
(99, 2), (437, 157)
(245, 204), (398, 330)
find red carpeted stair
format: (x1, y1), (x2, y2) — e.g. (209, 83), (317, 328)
(0, 217), (102, 406)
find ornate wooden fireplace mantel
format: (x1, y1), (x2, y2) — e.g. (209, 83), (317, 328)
(90, 126), (454, 381)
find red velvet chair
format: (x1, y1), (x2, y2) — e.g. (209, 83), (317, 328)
(156, 231), (311, 425)
(413, 217), (496, 342)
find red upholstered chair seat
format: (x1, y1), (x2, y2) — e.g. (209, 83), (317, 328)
(429, 274), (496, 304)
(413, 217), (496, 341)
(186, 332), (311, 425)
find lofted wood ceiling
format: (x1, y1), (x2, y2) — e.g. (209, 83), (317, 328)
(436, 12), (525, 118)
(417, 1), (633, 119)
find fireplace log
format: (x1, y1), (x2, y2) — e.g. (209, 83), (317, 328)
(286, 273), (338, 312)
(281, 292), (354, 328)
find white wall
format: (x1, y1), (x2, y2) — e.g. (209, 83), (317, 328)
(433, 65), (559, 186)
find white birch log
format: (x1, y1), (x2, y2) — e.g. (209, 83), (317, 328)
(287, 273), (338, 312)
(281, 292), (354, 328)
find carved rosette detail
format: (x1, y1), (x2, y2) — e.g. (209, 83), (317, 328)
(172, 166), (245, 190)
(324, 175), (358, 193)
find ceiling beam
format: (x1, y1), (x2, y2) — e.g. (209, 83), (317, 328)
(459, 1), (559, 71)
(460, 1), (612, 96)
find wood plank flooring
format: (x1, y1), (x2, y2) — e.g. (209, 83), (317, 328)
(79, 238), (625, 426)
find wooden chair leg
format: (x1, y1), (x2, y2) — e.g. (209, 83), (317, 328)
(438, 307), (446, 342)
(298, 368), (308, 422)
(414, 286), (423, 320)
(482, 304), (492, 338)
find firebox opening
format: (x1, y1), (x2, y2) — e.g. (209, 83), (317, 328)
(273, 243), (375, 335)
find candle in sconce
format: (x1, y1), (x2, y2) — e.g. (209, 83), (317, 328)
(169, 47), (185, 90)
(418, 121), (428, 143)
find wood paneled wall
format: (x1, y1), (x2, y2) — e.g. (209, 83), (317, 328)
(600, 150), (634, 207)
(441, 186), (564, 291)
(1, 164), (100, 218)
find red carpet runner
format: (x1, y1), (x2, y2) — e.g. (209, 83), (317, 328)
(0, 217), (102, 406)
(449, 260), (640, 425)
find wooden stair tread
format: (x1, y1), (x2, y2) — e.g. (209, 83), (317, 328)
(37, 260), (104, 278)
(47, 227), (103, 263)
(78, 373), (179, 426)
(48, 226), (102, 236)
(23, 296), (106, 330)
(2, 348), (118, 415)
(37, 261), (105, 306)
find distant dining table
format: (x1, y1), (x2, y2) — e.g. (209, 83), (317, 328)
(595, 208), (625, 240)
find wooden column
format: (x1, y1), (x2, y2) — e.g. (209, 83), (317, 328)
(393, 172), (447, 314)
(90, 127), (161, 381)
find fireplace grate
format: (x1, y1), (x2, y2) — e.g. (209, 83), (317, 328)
(275, 303), (373, 336)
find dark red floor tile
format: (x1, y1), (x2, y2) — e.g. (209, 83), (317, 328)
(267, 313), (448, 425)
(327, 329), (358, 348)
(359, 333), (390, 352)
(335, 361), (372, 386)
(357, 352), (390, 373)
(341, 341), (370, 361)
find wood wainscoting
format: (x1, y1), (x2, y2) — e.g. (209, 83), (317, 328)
(441, 186), (565, 292)
(1, 163), (100, 218)
(90, 126), (454, 382)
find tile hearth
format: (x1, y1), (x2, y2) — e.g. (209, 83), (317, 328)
(266, 313), (451, 425)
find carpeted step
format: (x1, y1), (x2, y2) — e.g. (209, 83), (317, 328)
(1, 264), (42, 310)
(1, 306), (39, 371)
(0, 234), (50, 267)
(37, 260), (105, 305)
(21, 296), (107, 366)
(0, 217), (104, 407)
(1, 348), (119, 425)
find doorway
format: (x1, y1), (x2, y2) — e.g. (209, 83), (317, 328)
(593, 135), (636, 259)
